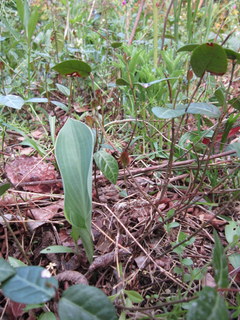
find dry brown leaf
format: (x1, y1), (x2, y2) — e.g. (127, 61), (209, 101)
(5, 156), (58, 192)
(30, 200), (64, 220)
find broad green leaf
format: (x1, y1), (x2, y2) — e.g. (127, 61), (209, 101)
(225, 221), (240, 244)
(226, 142), (240, 157)
(0, 95), (24, 109)
(25, 98), (48, 103)
(177, 44), (199, 52)
(213, 230), (229, 288)
(56, 84), (70, 97)
(55, 119), (94, 262)
(187, 287), (229, 320)
(190, 43), (228, 77)
(51, 101), (68, 112)
(224, 49), (240, 63)
(58, 284), (118, 320)
(94, 150), (119, 184)
(27, 6), (40, 44)
(0, 182), (11, 196)
(0, 258), (16, 283)
(38, 312), (56, 320)
(40, 245), (75, 254)
(214, 88), (226, 106)
(53, 60), (91, 77)
(229, 253), (240, 270)
(116, 78), (130, 86)
(1, 266), (58, 304)
(8, 257), (27, 268)
(124, 290), (143, 303)
(152, 103), (220, 119)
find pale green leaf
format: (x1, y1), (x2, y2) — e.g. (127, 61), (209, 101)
(94, 150), (119, 184)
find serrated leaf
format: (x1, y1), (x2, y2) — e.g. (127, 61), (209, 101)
(58, 284), (118, 320)
(116, 78), (130, 86)
(56, 84), (70, 97)
(40, 245), (75, 254)
(0, 95), (24, 109)
(0, 258), (16, 283)
(94, 150), (119, 184)
(187, 287), (229, 320)
(213, 230), (229, 288)
(177, 44), (199, 52)
(1, 266), (58, 304)
(0, 182), (11, 196)
(53, 60), (91, 77)
(190, 43), (228, 77)
(55, 119), (94, 262)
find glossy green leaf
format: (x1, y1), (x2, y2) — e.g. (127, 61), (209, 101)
(213, 230), (229, 288)
(53, 60), (91, 77)
(0, 258), (16, 283)
(55, 119), (94, 262)
(190, 43), (228, 77)
(0, 182), (11, 196)
(1, 266), (58, 304)
(177, 44), (199, 52)
(58, 284), (118, 320)
(116, 78), (130, 86)
(0, 95), (24, 109)
(40, 245), (75, 254)
(152, 102), (220, 119)
(187, 287), (229, 320)
(94, 150), (119, 184)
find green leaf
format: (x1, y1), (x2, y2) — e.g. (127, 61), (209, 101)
(58, 284), (118, 320)
(226, 142), (240, 157)
(228, 253), (240, 270)
(0, 182), (11, 196)
(190, 43), (228, 77)
(224, 48), (240, 62)
(53, 60), (91, 77)
(55, 119), (94, 263)
(225, 221), (240, 244)
(187, 287), (229, 320)
(214, 88), (226, 106)
(8, 257), (27, 268)
(111, 42), (122, 48)
(38, 312), (56, 320)
(116, 78), (130, 86)
(177, 44), (199, 52)
(228, 97), (240, 111)
(27, 6), (40, 44)
(1, 266), (58, 304)
(51, 101), (68, 112)
(135, 77), (178, 88)
(40, 245), (75, 254)
(152, 103), (220, 119)
(25, 98), (48, 103)
(56, 84), (70, 97)
(94, 150), (119, 184)
(213, 230), (229, 288)
(124, 290), (143, 303)
(0, 258), (16, 283)
(0, 95), (24, 109)
(15, 0), (25, 25)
